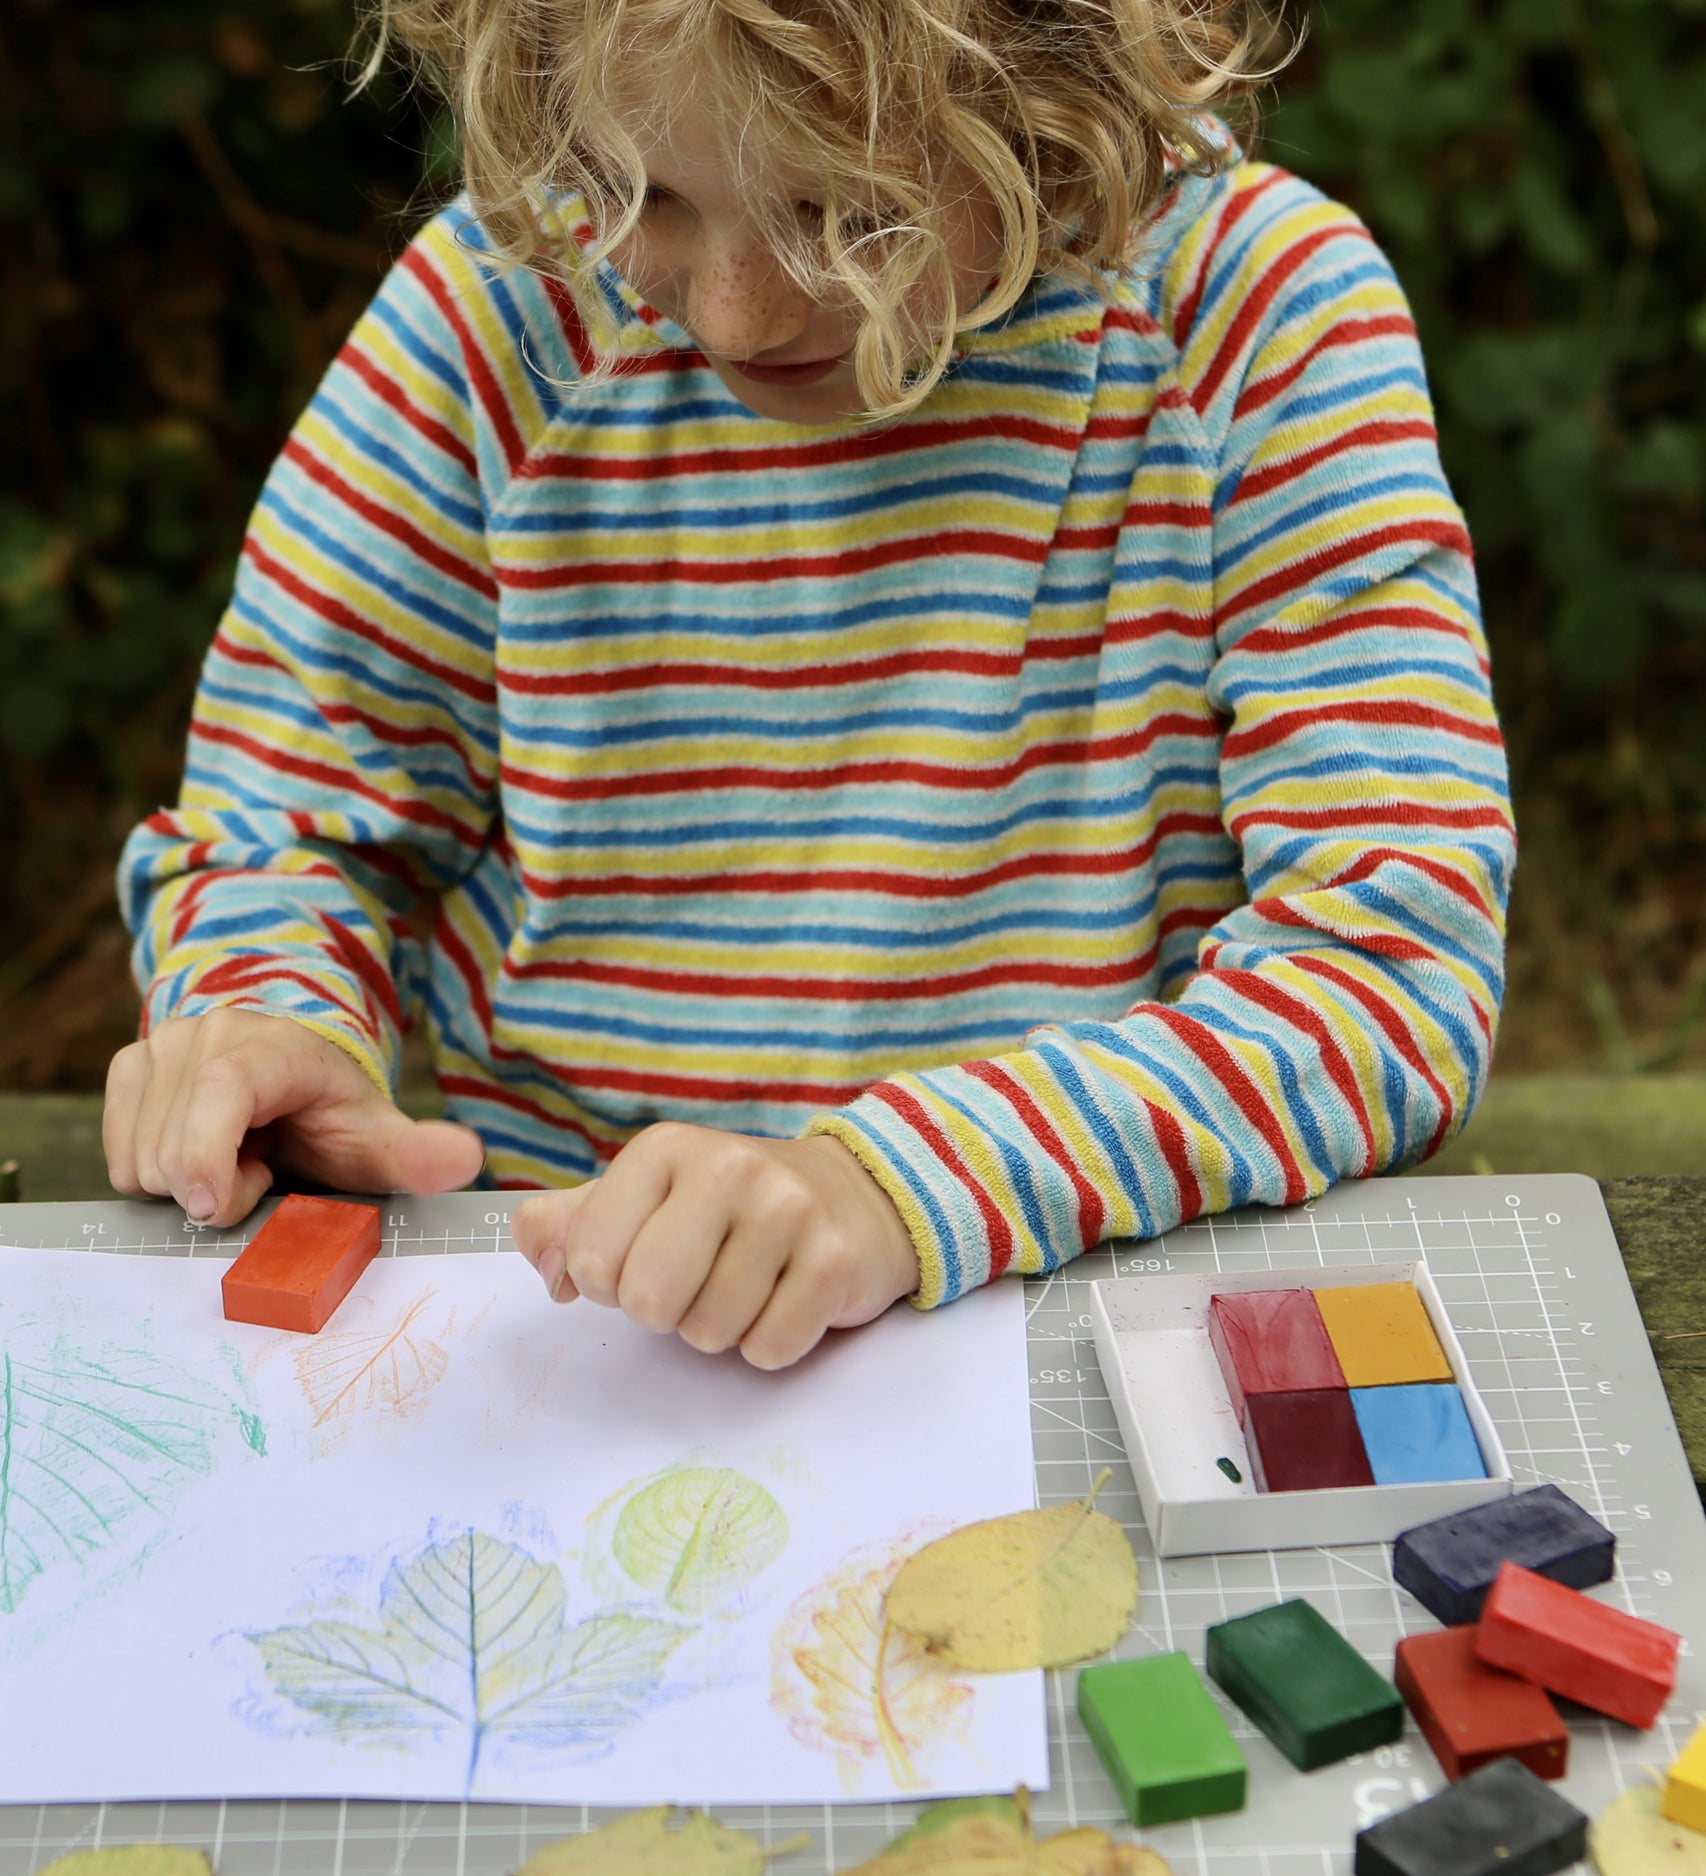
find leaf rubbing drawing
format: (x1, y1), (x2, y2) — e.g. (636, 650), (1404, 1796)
(0, 1331), (264, 1616)
(884, 1474), (1138, 1671)
(772, 1541), (973, 1791)
(840, 1793), (1173, 1874)
(1590, 1782), (1706, 1874)
(517, 1806), (779, 1875)
(291, 1291), (452, 1436)
(612, 1468), (787, 1613)
(249, 1529), (686, 1793)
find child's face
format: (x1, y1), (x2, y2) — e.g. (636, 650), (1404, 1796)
(607, 70), (1007, 425)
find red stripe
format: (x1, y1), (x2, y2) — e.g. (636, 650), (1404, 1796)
(523, 409), (1082, 483)
(1228, 417), (1436, 507)
(502, 946), (1158, 1003)
(1233, 316), (1418, 423)
(1140, 1094), (1204, 1222)
(1144, 1005), (1308, 1205)
(1253, 896), (1434, 964)
(1195, 222), (1366, 414)
(283, 438), (498, 601)
(1292, 954), (1460, 1156)
(868, 1081), (1017, 1282)
(437, 1071), (607, 1161)
(1233, 601), (1471, 658)
(1171, 168), (1287, 354)
(188, 719), (478, 841)
(321, 913), (405, 1032)
(1231, 802), (1512, 838)
(1212, 969), (1375, 1173)
(339, 346), (479, 479)
(962, 1059), (1105, 1246)
(244, 536), (496, 707)
(1223, 696), (1503, 761)
(503, 712), (1219, 805)
(1220, 518), (1473, 625)
(518, 817), (1223, 902)
(402, 246), (528, 476)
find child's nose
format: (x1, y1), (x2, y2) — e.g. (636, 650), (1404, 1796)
(685, 242), (816, 361)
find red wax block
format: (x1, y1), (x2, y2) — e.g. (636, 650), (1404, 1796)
(1208, 1289), (1346, 1426)
(1394, 1625), (1569, 1782)
(1474, 1561), (1680, 1728)
(1245, 1388), (1375, 1493)
(221, 1192), (382, 1334)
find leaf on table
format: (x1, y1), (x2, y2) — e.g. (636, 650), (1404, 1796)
(882, 1475), (1137, 1671)
(0, 1328), (264, 1616)
(837, 1793), (1172, 1874)
(612, 1467), (788, 1613)
(517, 1806), (773, 1875)
(1589, 1782), (1706, 1873)
(290, 1290), (452, 1446)
(772, 1539), (972, 1791)
(34, 1852), (214, 1876)
(249, 1527), (687, 1793)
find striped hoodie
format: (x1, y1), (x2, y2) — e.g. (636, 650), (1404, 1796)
(120, 155), (1515, 1308)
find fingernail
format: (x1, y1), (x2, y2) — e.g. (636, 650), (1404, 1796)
(538, 1246), (567, 1301)
(185, 1183), (216, 1222)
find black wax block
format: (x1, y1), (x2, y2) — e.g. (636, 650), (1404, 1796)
(1353, 1756), (1588, 1876)
(1391, 1483), (1615, 1626)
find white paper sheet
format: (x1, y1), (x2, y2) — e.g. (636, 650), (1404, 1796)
(0, 1244), (1045, 1806)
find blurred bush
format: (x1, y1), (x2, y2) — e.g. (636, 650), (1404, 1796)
(0, 0), (1703, 1085)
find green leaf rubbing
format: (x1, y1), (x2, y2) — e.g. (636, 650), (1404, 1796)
(611, 1469), (788, 1613)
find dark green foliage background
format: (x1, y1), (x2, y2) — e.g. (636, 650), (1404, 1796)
(0, 0), (1703, 1083)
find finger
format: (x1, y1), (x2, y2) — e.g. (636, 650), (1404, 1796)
(383, 1118), (486, 1195)
(131, 1021), (206, 1201)
(738, 1257), (849, 1371)
(615, 1191), (735, 1336)
(512, 1184), (598, 1301)
(102, 1042), (152, 1196)
(559, 1150), (678, 1308)
(169, 1048), (276, 1224)
(674, 1223), (789, 1355)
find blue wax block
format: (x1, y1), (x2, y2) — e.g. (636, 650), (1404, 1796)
(1392, 1484), (1616, 1627)
(1350, 1384), (1486, 1485)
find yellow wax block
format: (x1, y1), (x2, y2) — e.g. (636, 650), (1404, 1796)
(1664, 1718), (1706, 1832)
(1313, 1282), (1453, 1388)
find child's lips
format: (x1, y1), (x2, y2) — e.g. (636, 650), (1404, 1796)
(726, 353), (847, 387)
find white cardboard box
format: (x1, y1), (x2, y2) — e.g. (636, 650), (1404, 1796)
(1090, 1260), (1511, 1557)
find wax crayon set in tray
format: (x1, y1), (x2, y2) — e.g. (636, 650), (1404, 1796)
(1076, 1483), (1706, 1876)
(1091, 1261), (1511, 1556)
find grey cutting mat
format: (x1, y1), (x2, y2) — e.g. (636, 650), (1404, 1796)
(1, 1172), (1701, 1874)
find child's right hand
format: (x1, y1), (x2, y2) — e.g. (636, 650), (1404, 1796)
(103, 1010), (484, 1228)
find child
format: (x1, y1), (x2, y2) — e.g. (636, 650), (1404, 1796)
(104, 0), (1515, 1369)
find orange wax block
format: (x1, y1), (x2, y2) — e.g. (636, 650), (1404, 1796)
(221, 1192), (381, 1333)
(1313, 1282), (1453, 1388)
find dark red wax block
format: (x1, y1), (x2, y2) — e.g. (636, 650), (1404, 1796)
(1393, 1625), (1568, 1782)
(1392, 1484), (1615, 1626)
(221, 1192), (381, 1334)
(1475, 1560), (1680, 1728)
(1352, 1757), (1588, 1876)
(1245, 1388), (1375, 1493)
(1207, 1288), (1346, 1425)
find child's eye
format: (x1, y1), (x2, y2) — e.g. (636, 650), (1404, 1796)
(641, 185), (675, 211)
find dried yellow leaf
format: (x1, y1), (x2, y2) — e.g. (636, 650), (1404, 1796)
(836, 1794), (1170, 1873)
(34, 1854), (212, 1876)
(516, 1807), (772, 1875)
(883, 1477), (1138, 1671)
(1591, 1784), (1706, 1874)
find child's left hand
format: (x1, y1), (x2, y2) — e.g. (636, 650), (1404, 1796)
(509, 1125), (922, 1368)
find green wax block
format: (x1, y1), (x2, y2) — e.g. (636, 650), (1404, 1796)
(1206, 1599), (1404, 1772)
(1077, 1652), (1248, 1825)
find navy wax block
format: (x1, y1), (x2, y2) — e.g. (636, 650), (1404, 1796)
(1392, 1484), (1616, 1627)
(1351, 1384), (1486, 1486)
(1353, 1756), (1588, 1876)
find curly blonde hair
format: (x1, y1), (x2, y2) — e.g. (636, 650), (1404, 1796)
(361, 0), (1290, 420)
